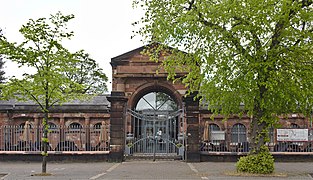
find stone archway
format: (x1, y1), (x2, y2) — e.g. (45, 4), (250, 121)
(128, 82), (183, 110)
(108, 44), (200, 161)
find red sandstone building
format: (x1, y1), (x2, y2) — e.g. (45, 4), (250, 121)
(0, 45), (312, 161)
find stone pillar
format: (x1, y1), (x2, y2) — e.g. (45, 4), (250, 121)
(183, 93), (200, 162)
(4, 110), (13, 150)
(85, 117), (91, 150)
(107, 91), (128, 162)
(4, 110), (13, 126)
(34, 116), (40, 145)
(59, 117), (65, 143)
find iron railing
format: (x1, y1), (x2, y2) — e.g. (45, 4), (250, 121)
(2, 124), (313, 154)
(0, 125), (110, 152)
(200, 140), (313, 153)
(199, 127), (313, 153)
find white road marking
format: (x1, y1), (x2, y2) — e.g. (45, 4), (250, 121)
(107, 163), (120, 172)
(89, 172), (107, 180)
(188, 163), (209, 180)
(187, 163), (198, 173)
(0, 173), (9, 180)
(89, 163), (120, 180)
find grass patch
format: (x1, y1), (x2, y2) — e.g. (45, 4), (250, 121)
(31, 173), (53, 176)
(224, 171), (287, 177)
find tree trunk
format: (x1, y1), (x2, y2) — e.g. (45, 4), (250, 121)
(250, 118), (267, 154)
(250, 80), (269, 154)
(42, 111), (48, 173)
(250, 106), (268, 154)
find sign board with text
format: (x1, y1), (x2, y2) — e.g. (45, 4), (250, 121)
(277, 129), (308, 141)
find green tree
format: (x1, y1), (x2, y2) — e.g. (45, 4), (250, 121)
(0, 55), (4, 83)
(156, 92), (178, 111)
(0, 28), (5, 84)
(134, 0), (313, 167)
(0, 12), (108, 173)
(65, 50), (108, 94)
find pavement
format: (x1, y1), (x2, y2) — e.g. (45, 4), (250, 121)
(0, 161), (313, 180)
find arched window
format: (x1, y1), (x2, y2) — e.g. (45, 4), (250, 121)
(133, 91), (179, 144)
(136, 92), (178, 111)
(69, 123), (82, 129)
(231, 123), (246, 143)
(18, 122), (26, 132)
(18, 121), (32, 133)
(209, 124), (220, 131)
(48, 122), (58, 133)
(19, 122), (25, 128)
(209, 124), (221, 145)
(94, 123), (102, 129)
(48, 122), (57, 129)
(19, 122), (32, 129)
(68, 122), (82, 133)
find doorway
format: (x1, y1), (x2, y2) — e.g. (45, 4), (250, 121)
(126, 92), (184, 157)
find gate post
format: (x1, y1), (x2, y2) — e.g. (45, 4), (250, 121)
(183, 92), (200, 162)
(107, 91), (128, 162)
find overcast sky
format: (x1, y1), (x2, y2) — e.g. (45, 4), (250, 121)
(0, 0), (145, 92)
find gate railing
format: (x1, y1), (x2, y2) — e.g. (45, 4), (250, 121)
(126, 108), (184, 157)
(0, 125), (110, 152)
(126, 137), (179, 155)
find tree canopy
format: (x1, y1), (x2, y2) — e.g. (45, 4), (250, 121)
(0, 12), (108, 173)
(0, 29), (5, 84)
(134, 0), (313, 153)
(0, 12), (108, 108)
(65, 50), (108, 94)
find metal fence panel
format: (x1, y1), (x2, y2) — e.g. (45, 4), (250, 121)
(0, 125), (110, 152)
(199, 126), (313, 153)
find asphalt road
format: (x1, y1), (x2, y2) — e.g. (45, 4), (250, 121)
(1, 161), (313, 179)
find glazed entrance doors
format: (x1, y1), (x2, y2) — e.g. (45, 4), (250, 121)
(125, 92), (184, 158)
(127, 109), (182, 154)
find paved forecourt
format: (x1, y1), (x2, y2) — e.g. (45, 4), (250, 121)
(1, 161), (313, 179)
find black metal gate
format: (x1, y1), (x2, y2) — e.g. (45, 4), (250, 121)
(126, 109), (184, 159)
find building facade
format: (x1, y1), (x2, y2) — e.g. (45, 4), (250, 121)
(0, 45), (312, 161)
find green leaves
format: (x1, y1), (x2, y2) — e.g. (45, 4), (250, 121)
(0, 12), (107, 172)
(65, 50), (108, 94)
(0, 12), (108, 111)
(236, 145), (275, 174)
(135, 0), (313, 156)
(135, 0), (313, 117)
(0, 28), (5, 84)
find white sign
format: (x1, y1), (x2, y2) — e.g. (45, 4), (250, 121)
(277, 129), (308, 141)
(211, 131), (225, 141)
